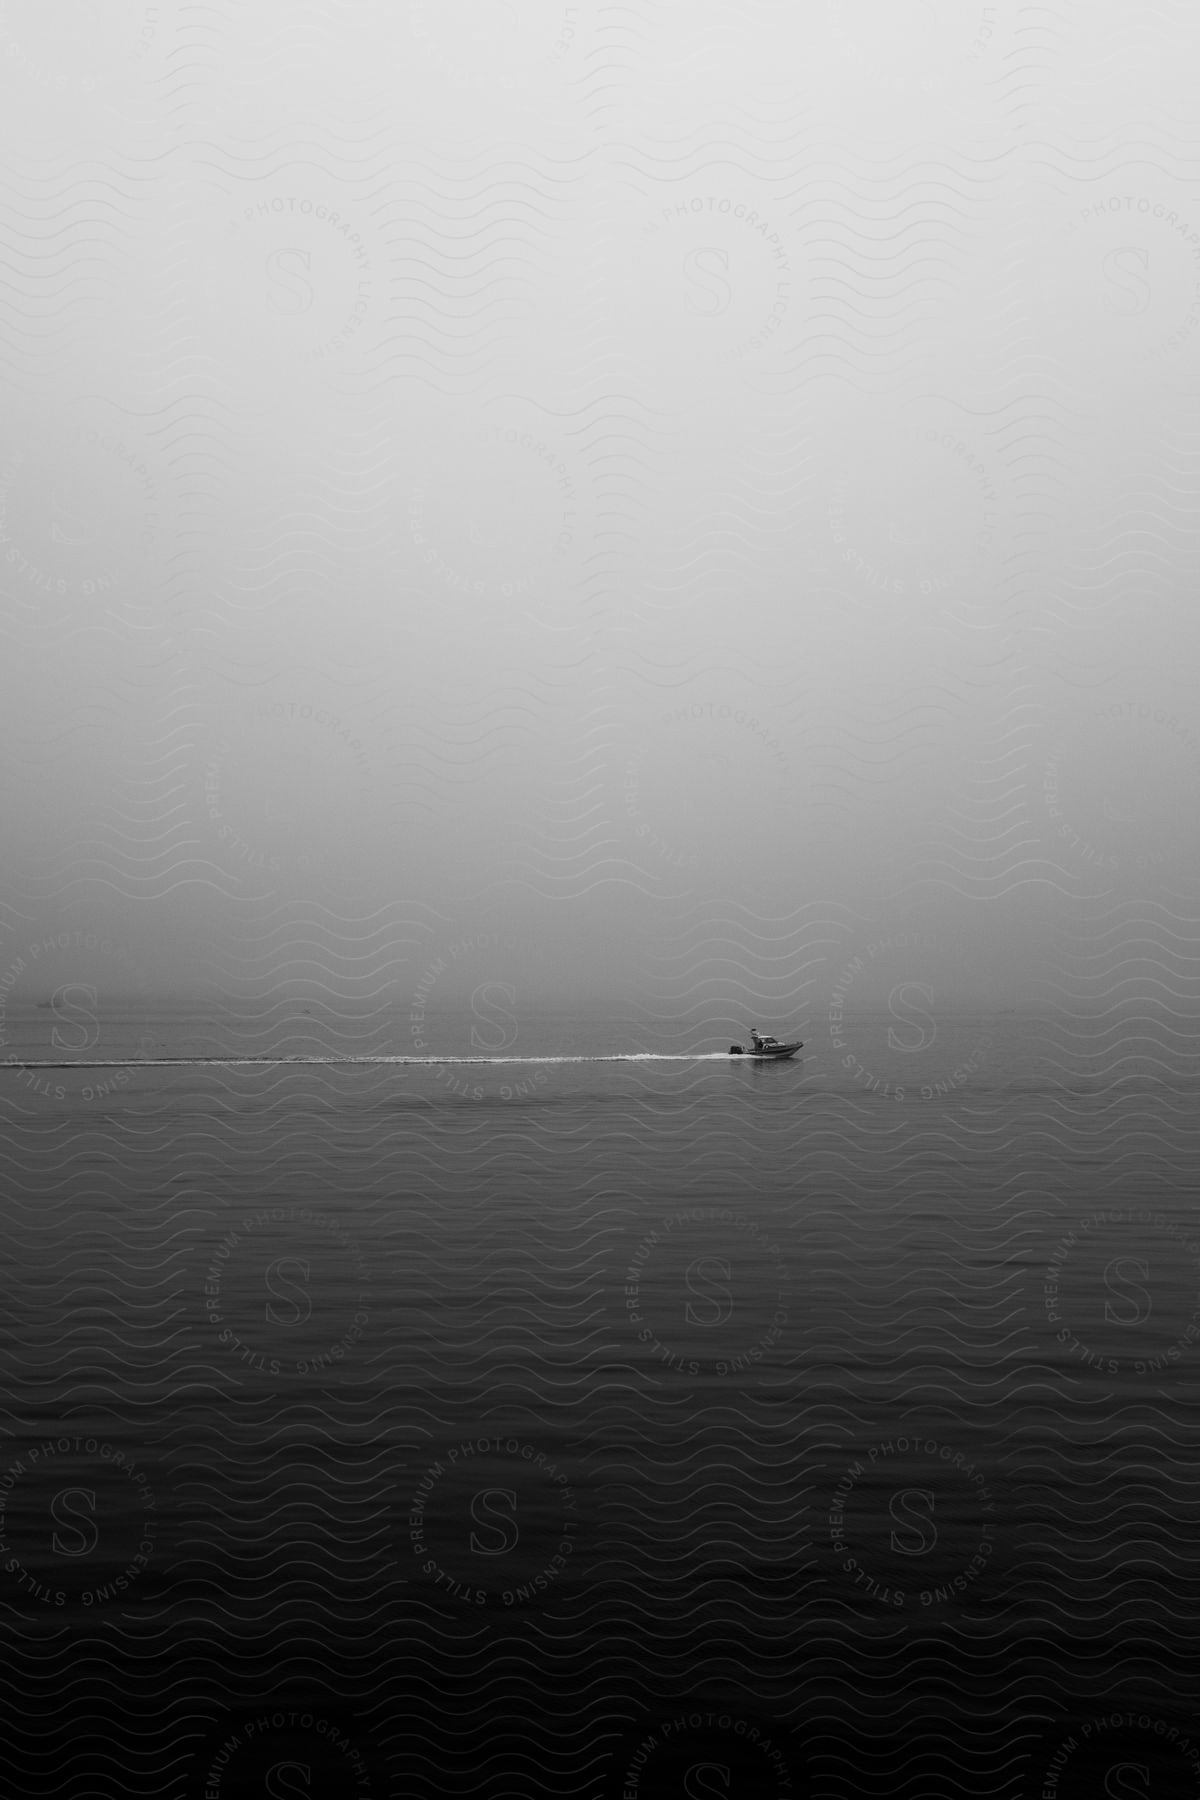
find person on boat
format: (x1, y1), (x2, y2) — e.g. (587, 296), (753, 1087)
(749, 1027), (779, 1051)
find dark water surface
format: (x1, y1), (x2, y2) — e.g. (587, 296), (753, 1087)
(2, 1005), (1199, 1795)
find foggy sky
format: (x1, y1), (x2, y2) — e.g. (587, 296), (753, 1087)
(2, 1), (1199, 1021)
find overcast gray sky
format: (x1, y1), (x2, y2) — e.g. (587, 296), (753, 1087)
(1, 1), (1198, 1016)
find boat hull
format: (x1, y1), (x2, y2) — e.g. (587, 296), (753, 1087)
(730, 1041), (803, 1061)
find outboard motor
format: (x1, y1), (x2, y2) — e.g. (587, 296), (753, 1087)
(729, 1044), (744, 1054)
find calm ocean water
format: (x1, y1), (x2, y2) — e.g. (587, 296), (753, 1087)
(2, 1001), (1198, 1795)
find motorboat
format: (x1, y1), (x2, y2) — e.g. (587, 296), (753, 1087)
(729, 1033), (803, 1061)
